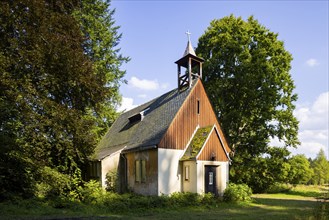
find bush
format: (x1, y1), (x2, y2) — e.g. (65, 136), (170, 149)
(78, 180), (105, 204)
(169, 192), (200, 207)
(105, 171), (119, 192)
(35, 167), (71, 199)
(223, 183), (252, 202)
(266, 182), (292, 194)
(201, 192), (217, 206)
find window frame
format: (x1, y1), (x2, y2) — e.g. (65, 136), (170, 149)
(197, 99), (200, 115)
(184, 165), (190, 181)
(135, 159), (146, 183)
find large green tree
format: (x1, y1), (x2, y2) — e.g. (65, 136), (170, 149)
(73, 0), (129, 137)
(0, 0), (127, 199)
(288, 154), (313, 185)
(196, 15), (299, 192)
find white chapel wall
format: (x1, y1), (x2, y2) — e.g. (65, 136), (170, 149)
(158, 148), (184, 195)
(196, 161), (229, 195)
(100, 150), (121, 187)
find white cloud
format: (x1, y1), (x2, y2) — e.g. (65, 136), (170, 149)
(138, 94), (147, 99)
(161, 83), (169, 89)
(306, 58), (319, 67)
(293, 91), (329, 158)
(117, 97), (137, 112)
(294, 92), (329, 130)
(291, 142), (327, 159)
(128, 76), (169, 91)
(129, 76), (159, 90)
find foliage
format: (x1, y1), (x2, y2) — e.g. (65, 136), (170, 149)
(265, 183), (292, 194)
(231, 147), (291, 193)
(310, 149), (329, 185)
(73, 0), (130, 138)
(105, 170), (119, 192)
(1, 185), (324, 219)
(169, 192), (200, 207)
(196, 15), (299, 192)
(223, 183), (252, 202)
(77, 180), (105, 204)
(35, 167), (71, 199)
(288, 154), (313, 184)
(0, 0), (127, 199)
(181, 126), (212, 160)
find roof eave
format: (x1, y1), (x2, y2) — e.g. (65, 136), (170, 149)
(121, 145), (158, 154)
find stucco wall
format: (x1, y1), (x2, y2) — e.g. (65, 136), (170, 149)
(196, 161), (229, 195)
(101, 150), (121, 187)
(126, 149), (158, 195)
(158, 148), (184, 195)
(182, 160), (197, 193)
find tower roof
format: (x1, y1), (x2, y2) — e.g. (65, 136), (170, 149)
(183, 40), (196, 57)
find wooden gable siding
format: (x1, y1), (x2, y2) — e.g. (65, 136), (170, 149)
(197, 128), (229, 162)
(158, 80), (230, 153)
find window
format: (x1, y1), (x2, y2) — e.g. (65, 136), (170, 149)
(135, 160), (146, 183)
(135, 160), (141, 182)
(209, 172), (213, 185)
(89, 161), (101, 179)
(197, 99), (200, 114)
(184, 165), (190, 181)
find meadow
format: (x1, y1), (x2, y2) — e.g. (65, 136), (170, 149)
(0, 185), (327, 220)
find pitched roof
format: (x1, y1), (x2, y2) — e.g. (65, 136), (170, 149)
(94, 80), (198, 160)
(180, 126), (213, 161)
(180, 125), (231, 162)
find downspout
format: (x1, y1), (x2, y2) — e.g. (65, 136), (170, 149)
(120, 153), (128, 193)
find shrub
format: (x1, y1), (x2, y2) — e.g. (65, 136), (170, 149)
(201, 192), (217, 206)
(266, 182), (292, 194)
(78, 180), (105, 204)
(169, 192), (200, 207)
(223, 183), (252, 202)
(35, 167), (71, 199)
(105, 171), (119, 192)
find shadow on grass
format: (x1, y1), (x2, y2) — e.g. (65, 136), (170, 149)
(285, 190), (323, 198)
(0, 196), (321, 220)
(126, 197), (319, 220)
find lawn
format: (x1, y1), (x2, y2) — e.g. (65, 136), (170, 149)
(0, 185), (326, 220)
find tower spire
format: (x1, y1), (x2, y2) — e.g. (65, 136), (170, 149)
(175, 31), (204, 91)
(183, 31), (196, 56)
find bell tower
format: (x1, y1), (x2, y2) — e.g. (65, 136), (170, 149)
(175, 31), (204, 91)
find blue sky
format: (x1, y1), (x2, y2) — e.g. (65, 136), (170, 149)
(111, 0), (328, 159)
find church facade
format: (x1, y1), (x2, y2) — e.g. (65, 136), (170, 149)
(89, 38), (231, 196)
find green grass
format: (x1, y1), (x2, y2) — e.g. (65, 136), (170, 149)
(0, 185), (327, 220)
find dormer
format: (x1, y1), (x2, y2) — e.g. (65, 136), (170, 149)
(128, 108), (150, 124)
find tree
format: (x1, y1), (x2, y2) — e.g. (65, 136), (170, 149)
(310, 149), (329, 185)
(73, 0), (129, 137)
(196, 15), (299, 192)
(288, 154), (313, 184)
(0, 0), (127, 199)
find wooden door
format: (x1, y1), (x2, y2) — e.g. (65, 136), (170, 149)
(205, 165), (217, 195)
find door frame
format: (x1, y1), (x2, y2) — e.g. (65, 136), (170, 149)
(204, 165), (219, 195)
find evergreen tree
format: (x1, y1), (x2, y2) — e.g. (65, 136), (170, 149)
(310, 149), (329, 185)
(0, 0), (127, 199)
(196, 15), (299, 192)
